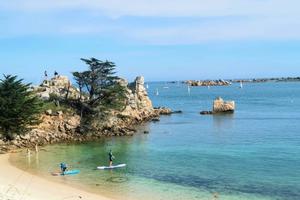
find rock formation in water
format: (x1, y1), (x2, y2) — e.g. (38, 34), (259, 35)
(213, 97), (235, 113)
(200, 97), (235, 115)
(185, 79), (231, 86)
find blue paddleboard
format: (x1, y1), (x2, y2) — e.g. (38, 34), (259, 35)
(51, 169), (80, 176)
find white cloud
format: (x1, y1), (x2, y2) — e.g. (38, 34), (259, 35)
(1, 0), (300, 17)
(1, 0), (300, 43)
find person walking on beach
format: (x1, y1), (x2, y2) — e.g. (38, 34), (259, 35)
(108, 150), (115, 167)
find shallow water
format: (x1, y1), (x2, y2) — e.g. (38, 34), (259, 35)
(10, 82), (300, 200)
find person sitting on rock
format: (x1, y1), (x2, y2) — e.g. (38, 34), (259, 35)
(60, 162), (68, 175)
(54, 71), (58, 78)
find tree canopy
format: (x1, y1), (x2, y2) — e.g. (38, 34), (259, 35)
(72, 58), (127, 119)
(0, 75), (42, 140)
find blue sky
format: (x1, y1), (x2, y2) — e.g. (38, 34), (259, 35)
(0, 0), (300, 83)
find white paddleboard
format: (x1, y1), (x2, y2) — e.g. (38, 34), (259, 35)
(97, 164), (126, 170)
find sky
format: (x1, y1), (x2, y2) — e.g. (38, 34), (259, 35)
(0, 0), (300, 83)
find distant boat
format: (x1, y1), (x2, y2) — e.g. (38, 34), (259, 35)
(187, 85), (191, 95)
(239, 82), (243, 89)
(156, 88), (159, 96)
(207, 85), (210, 89)
(163, 86), (169, 89)
(146, 84), (149, 89)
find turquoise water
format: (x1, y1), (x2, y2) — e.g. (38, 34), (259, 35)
(10, 82), (300, 200)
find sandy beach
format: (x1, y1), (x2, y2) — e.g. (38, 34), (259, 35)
(0, 154), (113, 200)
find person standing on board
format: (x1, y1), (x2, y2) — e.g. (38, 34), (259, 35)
(108, 150), (115, 167)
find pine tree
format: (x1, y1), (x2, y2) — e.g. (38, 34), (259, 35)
(72, 58), (127, 119)
(0, 75), (42, 140)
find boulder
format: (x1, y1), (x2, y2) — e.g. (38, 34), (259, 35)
(45, 109), (52, 115)
(154, 107), (172, 115)
(200, 111), (213, 115)
(56, 111), (63, 116)
(213, 97), (235, 113)
(20, 134), (31, 140)
(152, 118), (160, 122)
(172, 110), (183, 114)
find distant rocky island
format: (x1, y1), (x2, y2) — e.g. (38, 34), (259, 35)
(185, 79), (230, 86)
(185, 77), (300, 86)
(229, 77), (300, 83)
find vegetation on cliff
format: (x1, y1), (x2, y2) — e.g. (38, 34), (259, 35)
(0, 75), (43, 140)
(72, 58), (127, 121)
(0, 58), (160, 145)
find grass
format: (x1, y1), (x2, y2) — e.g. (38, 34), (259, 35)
(41, 100), (75, 114)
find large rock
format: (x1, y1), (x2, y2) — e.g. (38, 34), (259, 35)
(129, 76), (153, 109)
(213, 97), (235, 113)
(33, 75), (81, 100)
(119, 76), (154, 119)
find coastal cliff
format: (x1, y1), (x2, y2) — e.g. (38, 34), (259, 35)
(0, 75), (170, 152)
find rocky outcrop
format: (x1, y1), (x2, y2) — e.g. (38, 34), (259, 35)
(98, 77), (176, 133)
(120, 76), (154, 120)
(213, 97), (235, 113)
(185, 80), (231, 87)
(33, 75), (81, 100)
(200, 97), (235, 115)
(0, 75), (176, 152)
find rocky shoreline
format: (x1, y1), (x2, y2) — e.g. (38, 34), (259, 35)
(0, 76), (175, 153)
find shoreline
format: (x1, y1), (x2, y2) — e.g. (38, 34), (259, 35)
(0, 153), (114, 200)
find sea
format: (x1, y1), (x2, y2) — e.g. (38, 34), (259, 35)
(10, 82), (300, 200)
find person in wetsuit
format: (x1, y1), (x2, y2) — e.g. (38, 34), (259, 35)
(60, 162), (68, 175)
(108, 150), (115, 167)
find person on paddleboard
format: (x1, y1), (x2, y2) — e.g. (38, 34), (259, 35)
(60, 162), (68, 174)
(108, 150), (115, 167)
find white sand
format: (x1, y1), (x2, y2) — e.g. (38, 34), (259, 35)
(0, 154), (114, 200)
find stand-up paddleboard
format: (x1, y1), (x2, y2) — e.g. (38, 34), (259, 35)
(51, 169), (80, 176)
(97, 164), (126, 170)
